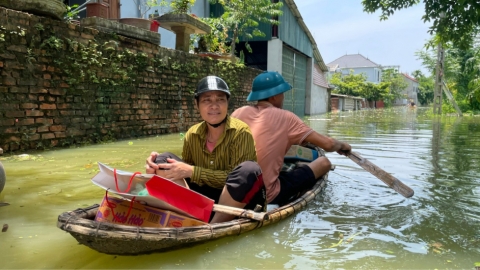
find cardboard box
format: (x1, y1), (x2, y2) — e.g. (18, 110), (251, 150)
(284, 145), (319, 162)
(95, 195), (206, 228)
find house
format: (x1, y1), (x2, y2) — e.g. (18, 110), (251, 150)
(210, 0), (331, 116)
(327, 53), (407, 109)
(331, 94), (364, 112)
(68, 0), (330, 116)
(63, 0), (209, 49)
(394, 73), (419, 106)
(307, 64), (330, 115)
(63, 0), (121, 20)
(120, 0), (210, 49)
(327, 54), (385, 83)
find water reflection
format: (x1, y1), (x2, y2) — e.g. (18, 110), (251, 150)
(0, 108), (479, 269)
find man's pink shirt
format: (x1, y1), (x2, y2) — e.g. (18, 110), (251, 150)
(232, 102), (314, 202)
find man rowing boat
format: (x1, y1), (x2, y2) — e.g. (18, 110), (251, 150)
(232, 71), (352, 205)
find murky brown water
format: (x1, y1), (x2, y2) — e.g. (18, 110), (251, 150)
(1, 107), (479, 269)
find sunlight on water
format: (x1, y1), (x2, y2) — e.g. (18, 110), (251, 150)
(0, 108), (479, 269)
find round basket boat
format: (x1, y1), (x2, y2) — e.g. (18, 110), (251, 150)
(57, 145), (329, 255)
(57, 177), (327, 255)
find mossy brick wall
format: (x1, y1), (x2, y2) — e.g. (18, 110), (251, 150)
(0, 7), (261, 152)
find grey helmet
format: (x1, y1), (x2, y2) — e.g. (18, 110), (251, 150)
(195, 76), (231, 99)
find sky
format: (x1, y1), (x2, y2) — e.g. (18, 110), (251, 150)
(297, 1), (433, 74)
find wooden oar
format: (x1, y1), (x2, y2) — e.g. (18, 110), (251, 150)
(346, 151), (414, 198)
(212, 204), (268, 222)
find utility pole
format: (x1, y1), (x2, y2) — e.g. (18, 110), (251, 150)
(433, 43), (444, 115)
(443, 81), (463, 116)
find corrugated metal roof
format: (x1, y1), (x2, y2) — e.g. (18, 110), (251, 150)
(282, 0), (328, 71)
(327, 54), (380, 69)
(278, 3), (313, 58)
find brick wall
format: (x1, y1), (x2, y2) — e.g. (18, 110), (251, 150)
(0, 7), (261, 152)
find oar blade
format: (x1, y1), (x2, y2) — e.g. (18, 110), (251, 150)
(347, 152), (414, 198)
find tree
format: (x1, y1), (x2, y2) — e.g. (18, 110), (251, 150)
(415, 42), (461, 81)
(209, 0), (283, 62)
(412, 70), (434, 105)
(361, 0), (480, 49)
(329, 71), (366, 96)
(170, 0), (196, 14)
(415, 38), (480, 110)
(193, 17), (231, 54)
(364, 81), (388, 102)
(329, 70), (389, 105)
(380, 68), (408, 106)
(462, 46), (480, 109)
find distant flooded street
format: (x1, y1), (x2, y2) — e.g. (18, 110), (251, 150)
(0, 107), (479, 269)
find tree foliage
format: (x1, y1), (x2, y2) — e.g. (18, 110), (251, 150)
(415, 38), (480, 110)
(194, 17), (231, 54)
(462, 47), (480, 107)
(412, 70), (434, 105)
(329, 71), (366, 97)
(361, 0), (480, 49)
(329, 70), (398, 105)
(380, 68), (408, 106)
(209, 0), (283, 61)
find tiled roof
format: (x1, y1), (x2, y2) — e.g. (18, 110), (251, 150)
(402, 73), (418, 83)
(327, 54), (380, 69)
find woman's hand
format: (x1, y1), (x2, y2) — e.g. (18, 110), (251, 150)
(145, 152), (159, 174)
(157, 158), (193, 182)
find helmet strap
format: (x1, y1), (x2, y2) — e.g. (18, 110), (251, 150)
(207, 116), (227, 128)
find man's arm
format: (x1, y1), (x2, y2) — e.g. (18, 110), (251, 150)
(304, 131), (351, 155)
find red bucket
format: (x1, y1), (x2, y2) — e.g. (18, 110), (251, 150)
(150, 21), (160, 32)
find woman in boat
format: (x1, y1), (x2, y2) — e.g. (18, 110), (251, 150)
(146, 76), (266, 223)
(232, 71), (352, 206)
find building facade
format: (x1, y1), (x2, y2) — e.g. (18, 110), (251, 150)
(67, 0), (331, 115)
(327, 53), (385, 83)
(394, 73), (419, 106)
(211, 0), (330, 116)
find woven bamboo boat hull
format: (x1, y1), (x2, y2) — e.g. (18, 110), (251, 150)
(57, 175), (327, 255)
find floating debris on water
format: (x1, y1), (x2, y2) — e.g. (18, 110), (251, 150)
(329, 232), (362, 248)
(428, 241), (447, 254)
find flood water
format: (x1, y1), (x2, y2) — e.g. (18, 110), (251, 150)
(0, 107), (479, 269)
